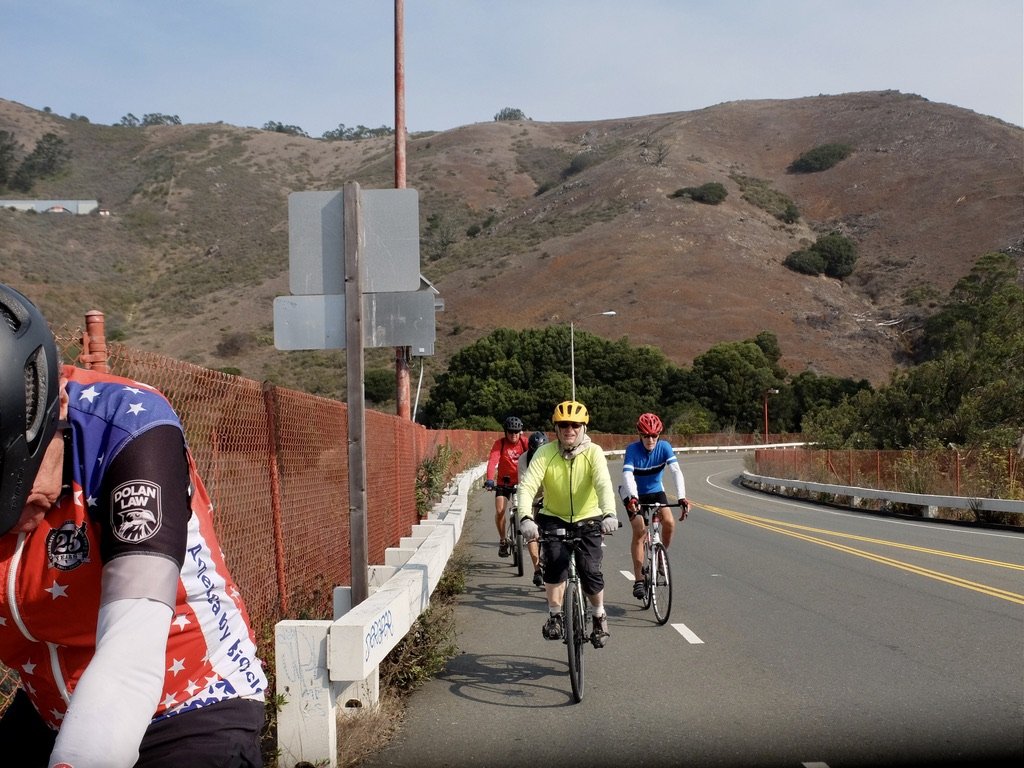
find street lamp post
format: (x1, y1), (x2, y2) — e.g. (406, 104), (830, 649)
(570, 311), (616, 401)
(763, 388), (779, 443)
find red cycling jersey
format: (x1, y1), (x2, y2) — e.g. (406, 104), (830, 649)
(486, 435), (529, 486)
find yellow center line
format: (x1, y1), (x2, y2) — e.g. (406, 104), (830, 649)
(701, 504), (1024, 571)
(697, 504), (1024, 605)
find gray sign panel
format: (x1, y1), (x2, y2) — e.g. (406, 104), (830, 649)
(362, 189), (421, 293)
(274, 290), (436, 353)
(287, 189), (420, 295)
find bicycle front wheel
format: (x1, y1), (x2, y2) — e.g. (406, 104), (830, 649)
(564, 578), (586, 702)
(514, 530), (524, 576)
(506, 510), (520, 571)
(641, 544), (654, 610)
(651, 542), (672, 625)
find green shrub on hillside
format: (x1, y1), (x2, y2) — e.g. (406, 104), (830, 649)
(669, 182), (727, 204)
(784, 249), (827, 275)
(815, 232), (858, 278)
(562, 151), (602, 179)
(788, 143), (854, 173)
(784, 232), (857, 278)
(728, 174), (799, 222)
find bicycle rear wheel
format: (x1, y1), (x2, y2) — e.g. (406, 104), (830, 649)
(651, 542), (672, 625)
(564, 578), (586, 702)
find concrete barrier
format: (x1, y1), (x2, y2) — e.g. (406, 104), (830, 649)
(742, 470), (1024, 517)
(274, 463), (484, 767)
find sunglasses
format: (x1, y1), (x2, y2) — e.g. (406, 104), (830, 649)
(640, 433), (660, 439)
(555, 422), (583, 429)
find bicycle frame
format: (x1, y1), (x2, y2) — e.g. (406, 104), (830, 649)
(505, 496), (524, 577)
(492, 477), (525, 576)
(637, 502), (677, 625)
(539, 521), (598, 703)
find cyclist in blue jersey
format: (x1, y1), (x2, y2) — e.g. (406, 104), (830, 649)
(621, 412), (689, 600)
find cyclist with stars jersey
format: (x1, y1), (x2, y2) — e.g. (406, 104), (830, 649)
(0, 283), (266, 768)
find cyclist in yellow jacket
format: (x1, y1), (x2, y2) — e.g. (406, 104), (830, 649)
(516, 401), (618, 647)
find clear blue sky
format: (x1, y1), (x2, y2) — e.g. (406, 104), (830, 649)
(3, 0), (1022, 135)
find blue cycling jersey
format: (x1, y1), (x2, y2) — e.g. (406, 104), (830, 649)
(622, 439), (680, 496)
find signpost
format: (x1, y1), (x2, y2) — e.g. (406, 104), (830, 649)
(274, 182), (435, 605)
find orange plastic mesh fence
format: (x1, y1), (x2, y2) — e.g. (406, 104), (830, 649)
(754, 448), (1023, 500)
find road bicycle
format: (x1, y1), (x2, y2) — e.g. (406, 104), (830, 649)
(494, 476), (524, 575)
(539, 519), (605, 703)
(636, 501), (685, 625)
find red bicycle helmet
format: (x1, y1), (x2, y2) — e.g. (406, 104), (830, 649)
(636, 412), (663, 436)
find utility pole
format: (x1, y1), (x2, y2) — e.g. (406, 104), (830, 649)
(393, 0), (412, 419)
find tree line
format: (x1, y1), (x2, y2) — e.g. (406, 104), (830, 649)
(421, 252), (1023, 452)
(0, 130), (71, 193)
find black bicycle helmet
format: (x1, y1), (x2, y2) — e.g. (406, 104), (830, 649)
(528, 431), (548, 451)
(0, 284), (61, 535)
(503, 416), (524, 433)
(526, 431), (548, 464)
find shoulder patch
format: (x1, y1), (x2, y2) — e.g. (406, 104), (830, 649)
(111, 480), (163, 543)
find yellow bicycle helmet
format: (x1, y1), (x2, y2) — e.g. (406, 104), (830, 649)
(551, 400), (589, 424)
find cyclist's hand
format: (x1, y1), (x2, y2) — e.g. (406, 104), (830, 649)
(600, 515), (618, 535)
(679, 498), (690, 520)
(520, 517), (539, 541)
(483, 479), (495, 491)
(624, 496), (639, 514)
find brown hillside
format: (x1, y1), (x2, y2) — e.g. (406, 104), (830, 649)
(0, 90), (1021, 401)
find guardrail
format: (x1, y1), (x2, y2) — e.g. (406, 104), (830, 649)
(742, 470), (1024, 518)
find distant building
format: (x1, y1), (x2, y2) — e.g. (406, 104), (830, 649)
(0, 199), (100, 215)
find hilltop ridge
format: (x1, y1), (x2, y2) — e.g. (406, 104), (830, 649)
(1, 90), (1021, 398)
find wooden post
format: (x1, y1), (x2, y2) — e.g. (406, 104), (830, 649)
(345, 183), (369, 605)
(80, 310), (109, 371)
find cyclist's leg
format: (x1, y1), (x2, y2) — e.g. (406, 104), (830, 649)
(577, 525), (610, 645)
(527, 539), (541, 570)
(629, 513), (645, 580)
(538, 515), (570, 637)
(494, 493), (506, 540)
(528, 538), (543, 585)
(659, 506), (677, 548)
(496, 489), (512, 555)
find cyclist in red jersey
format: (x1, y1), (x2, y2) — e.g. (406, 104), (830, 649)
(0, 284), (266, 768)
(484, 416), (529, 557)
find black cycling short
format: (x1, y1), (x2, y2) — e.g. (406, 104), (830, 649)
(0, 689), (265, 768)
(537, 514), (605, 595)
(495, 484), (516, 500)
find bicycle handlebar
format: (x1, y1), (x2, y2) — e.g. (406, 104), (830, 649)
(538, 519), (611, 541)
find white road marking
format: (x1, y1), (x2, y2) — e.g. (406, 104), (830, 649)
(802, 763), (830, 768)
(671, 623), (704, 644)
(619, 571), (705, 644)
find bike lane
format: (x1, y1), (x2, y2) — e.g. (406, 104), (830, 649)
(357, 462), (720, 768)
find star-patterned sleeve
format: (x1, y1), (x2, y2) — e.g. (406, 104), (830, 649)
(96, 425), (190, 609)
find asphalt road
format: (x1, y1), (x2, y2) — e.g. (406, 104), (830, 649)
(358, 453), (1024, 768)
